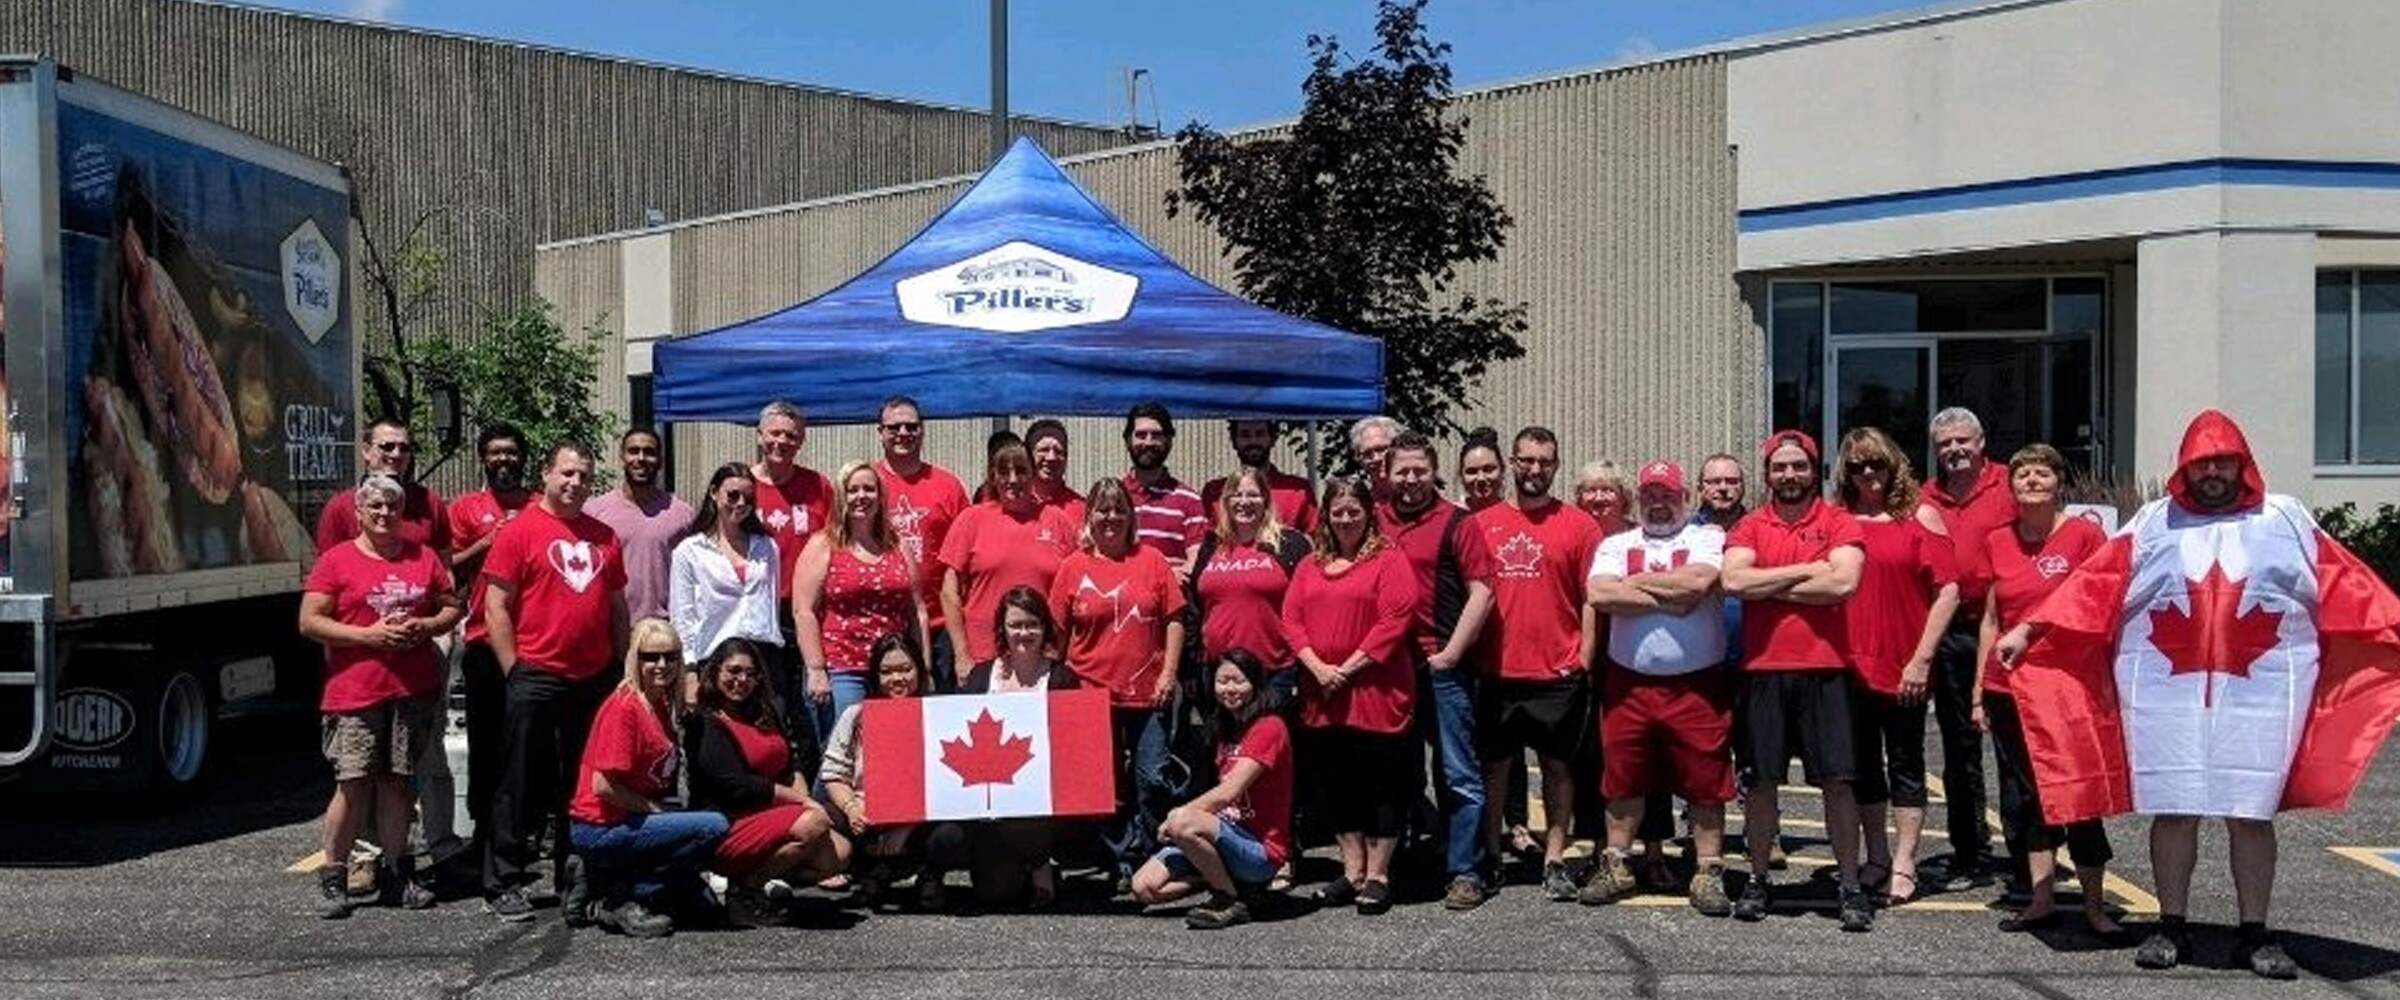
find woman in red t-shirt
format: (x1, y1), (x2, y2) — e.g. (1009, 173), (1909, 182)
(566, 618), (729, 938)
(1975, 444), (2122, 939)
(1050, 478), (1188, 881)
(684, 636), (847, 925)
(794, 460), (927, 744)
(1131, 649), (1295, 929)
(941, 441), (1078, 680)
(297, 474), (462, 918)
(1280, 476), (1421, 914)
(1834, 427), (1961, 906)
(1186, 466), (1309, 687)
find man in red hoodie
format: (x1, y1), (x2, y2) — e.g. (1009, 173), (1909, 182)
(1998, 410), (2400, 980)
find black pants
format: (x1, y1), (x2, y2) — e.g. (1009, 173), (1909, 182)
(1931, 625), (1992, 866)
(482, 666), (612, 895)
(1985, 693), (2112, 880)
(460, 640), (508, 840)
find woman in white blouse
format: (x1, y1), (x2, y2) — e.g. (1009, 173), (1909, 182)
(669, 463), (784, 704)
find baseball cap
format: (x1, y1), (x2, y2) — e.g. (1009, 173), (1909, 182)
(1636, 459), (1684, 491)
(1760, 429), (1821, 462)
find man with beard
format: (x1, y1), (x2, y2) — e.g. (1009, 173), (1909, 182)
(1997, 410), (2400, 979)
(481, 441), (629, 922)
(585, 427), (691, 622)
(315, 419), (451, 556)
(1470, 427), (1602, 902)
(1378, 430), (1497, 909)
(1919, 407), (2014, 890)
(1350, 416), (1401, 498)
(448, 423), (534, 861)
(1721, 430), (1872, 931)
(873, 396), (970, 687)
(1203, 419), (1318, 532)
(1122, 401), (1207, 566)
(1583, 460), (1735, 914)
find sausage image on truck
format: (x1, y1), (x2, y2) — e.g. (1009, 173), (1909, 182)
(0, 58), (355, 790)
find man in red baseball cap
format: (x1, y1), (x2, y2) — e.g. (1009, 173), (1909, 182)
(1721, 430), (1874, 931)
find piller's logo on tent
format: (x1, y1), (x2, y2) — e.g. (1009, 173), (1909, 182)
(896, 240), (1139, 333)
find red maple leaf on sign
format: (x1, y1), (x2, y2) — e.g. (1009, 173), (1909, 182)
(2147, 562), (2285, 706)
(939, 708), (1036, 808)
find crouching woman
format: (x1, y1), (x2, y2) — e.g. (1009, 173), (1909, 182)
(568, 618), (729, 937)
(685, 636), (848, 923)
(1130, 648), (1294, 929)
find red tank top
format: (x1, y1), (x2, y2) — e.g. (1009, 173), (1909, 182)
(820, 546), (915, 672)
(719, 712), (790, 781)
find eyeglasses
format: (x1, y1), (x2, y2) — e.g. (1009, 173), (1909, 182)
(720, 490), (754, 504)
(719, 666), (761, 679)
(1846, 458), (1891, 474)
(373, 441), (415, 454)
(880, 421), (922, 433)
(636, 650), (681, 665)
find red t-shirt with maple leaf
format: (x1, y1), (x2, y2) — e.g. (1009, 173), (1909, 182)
(755, 465), (832, 602)
(1845, 517), (1959, 694)
(483, 503), (627, 679)
(878, 460), (970, 628)
(1280, 546), (1422, 733)
(1050, 545), (1187, 707)
(941, 501), (1080, 662)
(1470, 501), (1602, 681)
(1194, 538), (1296, 665)
(568, 686), (680, 826)
(1217, 713), (1294, 867)
(1983, 516), (2107, 692)
(449, 487), (531, 643)
(1726, 499), (1865, 672)
(305, 539), (454, 711)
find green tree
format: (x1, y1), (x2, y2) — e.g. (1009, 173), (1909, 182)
(1167, 0), (1527, 469)
(396, 300), (615, 479)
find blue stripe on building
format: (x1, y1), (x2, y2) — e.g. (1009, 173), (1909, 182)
(1738, 158), (2400, 233)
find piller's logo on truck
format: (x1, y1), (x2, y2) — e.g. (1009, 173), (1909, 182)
(895, 240), (1137, 333)
(52, 689), (134, 751)
(281, 219), (341, 345)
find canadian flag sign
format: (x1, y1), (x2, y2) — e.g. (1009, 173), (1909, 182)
(858, 690), (1116, 824)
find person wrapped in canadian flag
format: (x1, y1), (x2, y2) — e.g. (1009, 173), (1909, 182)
(1995, 409), (2400, 980)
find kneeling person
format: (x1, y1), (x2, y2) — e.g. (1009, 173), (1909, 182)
(567, 620), (729, 937)
(1132, 649), (1295, 929)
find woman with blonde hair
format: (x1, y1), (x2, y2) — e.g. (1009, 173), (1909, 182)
(566, 618), (728, 938)
(794, 459), (928, 745)
(1833, 426), (1959, 906)
(1186, 465), (1312, 696)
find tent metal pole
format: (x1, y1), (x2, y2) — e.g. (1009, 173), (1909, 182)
(988, 0), (1009, 441)
(1306, 423), (1320, 490)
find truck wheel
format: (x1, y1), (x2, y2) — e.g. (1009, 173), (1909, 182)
(151, 668), (214, 792)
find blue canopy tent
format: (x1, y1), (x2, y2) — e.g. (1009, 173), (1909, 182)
(652, 137), (1384, 424)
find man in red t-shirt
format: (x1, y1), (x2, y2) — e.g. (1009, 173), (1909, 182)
(1201, 420), (1318, 533)
(1350, 416), (1401, 499)
(478, 441), (630, 922)
(448, 422), (533, 852)
(314, 419), (451, 557)
(1722, 430), (1871, 931)
(751, 400), (831, 707)
(1919, 406), (2016, 889)
(1469, 426), (1601, 901)
(874, 395), (970, 687)
(1379, 430), (1498, 909)
(1121, 402), (1208, 568)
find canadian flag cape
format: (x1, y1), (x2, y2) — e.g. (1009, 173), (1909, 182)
(2014, 410), (2400, 823)
(858, 689), (1115, 824)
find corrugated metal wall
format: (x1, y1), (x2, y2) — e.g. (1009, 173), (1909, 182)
(542, 56), (1759, 502)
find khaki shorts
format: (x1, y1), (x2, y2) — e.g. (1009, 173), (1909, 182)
(321, 694), (439, 781)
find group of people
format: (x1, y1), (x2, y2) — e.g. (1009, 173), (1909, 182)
(295, 396), (2400, 975)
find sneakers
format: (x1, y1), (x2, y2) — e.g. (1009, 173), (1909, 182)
(314, 864), (354, 920)
(2134, 928), (2188, 970)
(1185, 891), (1252, 930)
(556, 856), (590, 927)
(1441, 876), (1489, 911)
(485, 887), (535, 923)
(1838, 886), (1876, 933)
(1314, 878), (1360, 907)
(722, 883), (778, 928)
(1732, 879), (1771, 922)
(1940, 857), (1993, 893)
(595, 899), (674, 939)
(1688, 862), (1732, 917)
(375, 861), (436, 910)
(1355, 878), (1393, 915)
(1541, 861), (1578, 902)
(2237, 934), (2299, 981)
(1577, 853), (1638, 906)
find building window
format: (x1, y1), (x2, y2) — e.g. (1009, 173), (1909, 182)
(2316, 271), (2400, 466)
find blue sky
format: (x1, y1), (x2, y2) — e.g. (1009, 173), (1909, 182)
(250, 0), (1937, 129)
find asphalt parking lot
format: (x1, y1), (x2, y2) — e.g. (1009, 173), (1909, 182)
(3, 715), (2399, 1000)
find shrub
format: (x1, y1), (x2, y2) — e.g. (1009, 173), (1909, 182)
(2317, 502), (2400, 590)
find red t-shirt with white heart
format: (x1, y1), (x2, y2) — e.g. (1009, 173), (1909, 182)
(482, 503), (626, 679)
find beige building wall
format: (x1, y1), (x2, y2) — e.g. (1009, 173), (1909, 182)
(540, 56), (1757, 503)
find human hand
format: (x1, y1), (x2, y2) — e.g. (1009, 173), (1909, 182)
(1150, 677), (1176, 707)
(805, 667), (833, 705)
(1995, 626), (2031, 669)
(1898, 656), (1932, 704)
(1970, 702), (1988, 733)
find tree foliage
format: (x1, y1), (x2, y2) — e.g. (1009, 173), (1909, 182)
(1167, 0), (1527, 469)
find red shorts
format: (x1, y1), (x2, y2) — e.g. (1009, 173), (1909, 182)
(1599, 664), (1734, 805)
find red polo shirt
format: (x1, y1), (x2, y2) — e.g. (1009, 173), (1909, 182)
(1922, 460), (2014, 610)
(1725, 498), (1863, 673)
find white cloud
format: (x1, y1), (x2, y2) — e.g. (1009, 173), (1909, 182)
(344, 0), (401, 22)
(1613, 36), (1659, 62)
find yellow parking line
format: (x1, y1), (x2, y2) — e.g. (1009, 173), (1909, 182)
(2328, 846), (2400, 878)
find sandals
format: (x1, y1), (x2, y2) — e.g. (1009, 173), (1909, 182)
(1314, 877), (1360, 906)
(1858, 861), (1892, 901)
(1886, 865), (1919, 907)
(1267, 863), (1295, 894)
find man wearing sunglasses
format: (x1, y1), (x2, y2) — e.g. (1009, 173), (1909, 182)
(314, 419), (452, 556)
(873, 395), (968, 688)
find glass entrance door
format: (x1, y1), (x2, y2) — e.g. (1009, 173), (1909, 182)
(1830, 343), (1933, 470)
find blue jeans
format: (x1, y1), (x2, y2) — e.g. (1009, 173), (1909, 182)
(1154, 817), (1277, 885)
(1420, 664), (1490, 884)
(1104, 706), (1177, 871)
(569, 811), (730, 907)
(807, 669), (874, 749)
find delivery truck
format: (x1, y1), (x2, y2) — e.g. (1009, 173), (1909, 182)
(0, 58), (356, 792)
